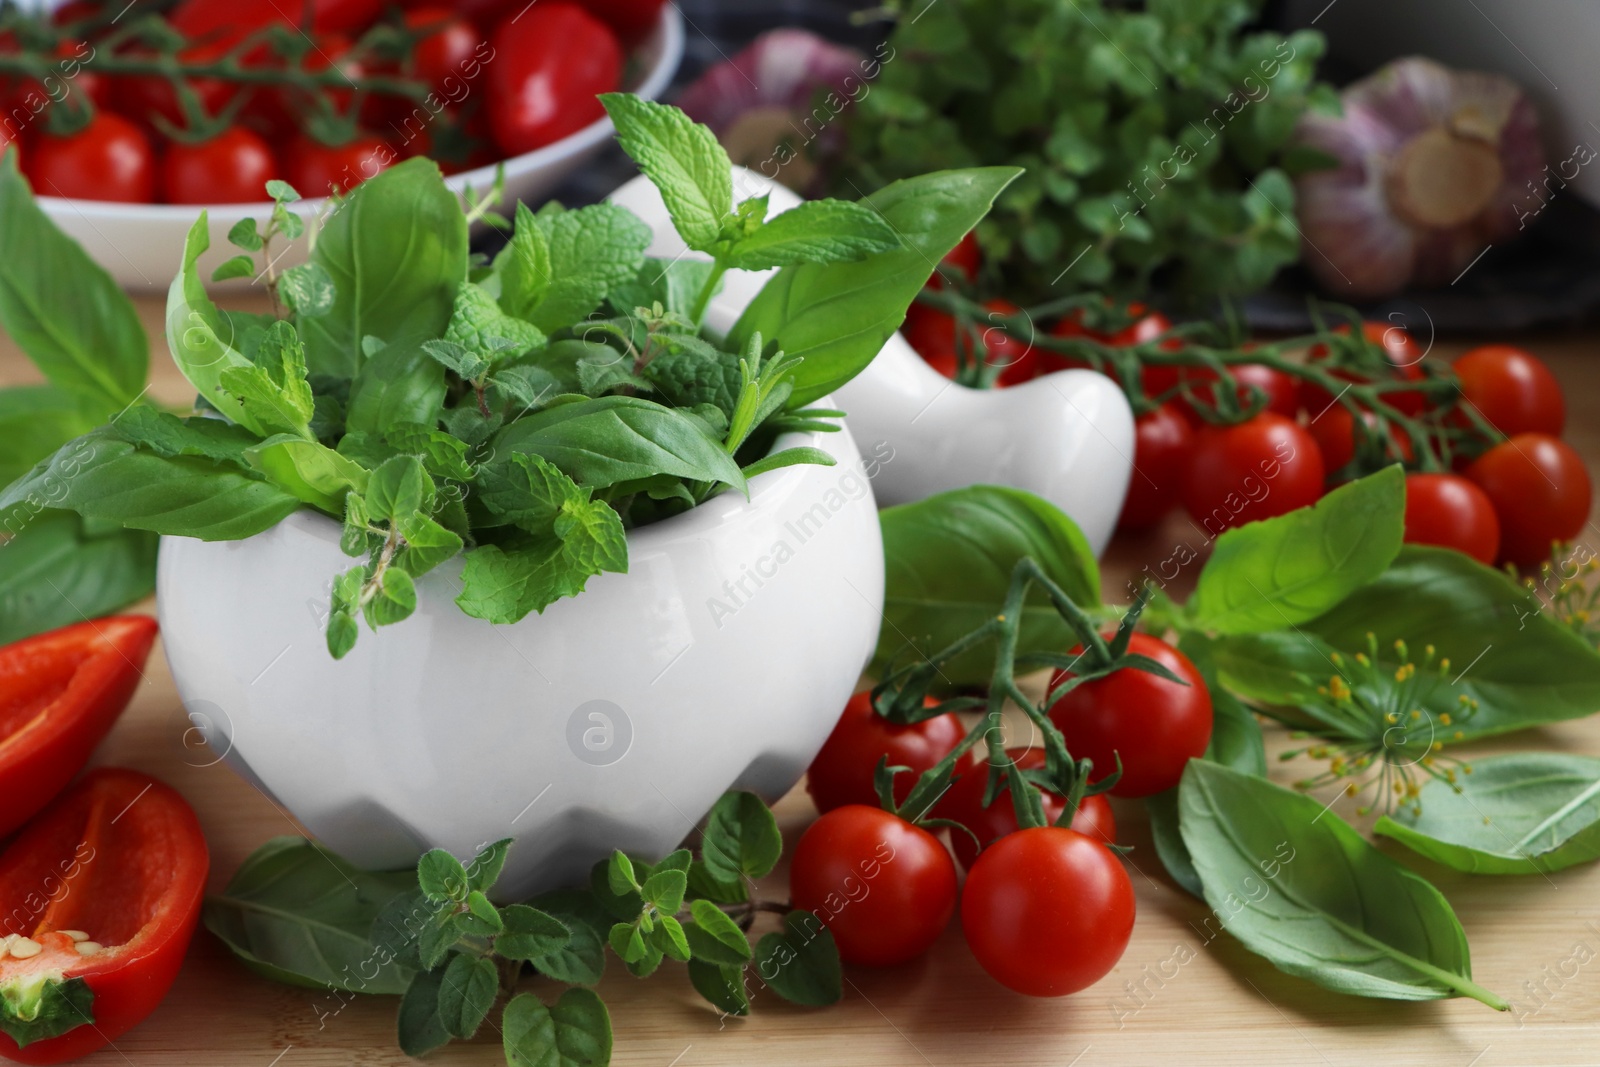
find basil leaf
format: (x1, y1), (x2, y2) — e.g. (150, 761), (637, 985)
(723, 199), (901, 270)
(436, 953), (497, 1040)
(525, 203), (652, 334)
(1375, 753), (1600, 874)
(107, 407), (261, 464)
(0, 386), (91, 488)
(700, 791), (782, 883)
(874, 485), (1100, 685)
(688, 959), (750, 1016)
(0, 156), (146, 415)
(752, 911), (842, 1006)
(494, 395), (745, 493)
(1, 432), (300, 541)
(1178, 762), (1507, 1007)
(344, 340), (448, 435)
(396, 969), (451, 1058)
(685, 900), (753, 966)
(602, 92), (731, 252)
(0, 511), (156, 646)
(1188, 466), (1404, 635)
(202, 837), (419, 995)
(300, 158), (468, 379)
(730, 166), (1020, 408)
(246, 435), (369, 514)
(503, 989), (612, 1067)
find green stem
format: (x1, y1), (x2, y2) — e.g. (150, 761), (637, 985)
(689, 262), (728, 326)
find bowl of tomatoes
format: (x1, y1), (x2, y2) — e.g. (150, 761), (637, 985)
(4, 0), (683, 290)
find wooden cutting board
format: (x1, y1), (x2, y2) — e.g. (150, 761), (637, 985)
(5, 299), (1600, 1066)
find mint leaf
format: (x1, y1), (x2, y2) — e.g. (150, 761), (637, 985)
(700, 792), (781, 883)
(422, 340), (490, 382)
(503, 989), (612, 1067)
(601, 93), (731, 252)
(385, 422), (473, 481)
(724, 199), (901, 270)
(527, 203), (652, 333)
(475, 452), (586, 534)
(496, 201), (552, 320)
(216, 319), (316, 438)
(109, 407), (261, 465)
(443, 282), (545, 363)
(606, 258), (716, 321)
(752, 911), (842, 1006)
(436, 953), (498, 1040)
(641, 335), (743, 416)
(554, 497), (627, 575)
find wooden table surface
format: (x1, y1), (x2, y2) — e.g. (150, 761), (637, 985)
(5, 300), (1600, 1067)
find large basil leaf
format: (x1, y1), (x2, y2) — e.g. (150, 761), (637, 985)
(493, 395), (744, 493)
(1187, 466), (1404, 635)
(873, 485), (1100, 685)
(0, 511), (156, 645)
(1178, 761), (1506, 1007)
(729, 167), (1020, 408)
(1375, 753), (1600, 875)
(300, 158), (468, 379)
(246, 436), (369, 515)
(204, 837), (419, 994)
(344, 340), (448, 435)
(0, 386), (92, 487)
(0, 432), (300, 541)
(0, 156), (147, 415)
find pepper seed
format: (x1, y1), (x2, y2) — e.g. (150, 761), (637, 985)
(9, 938), (41, 959)
(74, 941), (102, 957)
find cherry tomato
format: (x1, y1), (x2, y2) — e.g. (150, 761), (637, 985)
(1181, 363), (1299, 421)
(927, 231), (980, 289)
(1039, 304), (1181, 389)
(789, 805), (957, 967)
(487, 3), (621, 157)
(1467, 434), (1592, 568)
(4, 40), (108, 116)
(1048, 632), (1212, 798)
(402, 8), (487, 93)
(24, 112), (154, 202)
(159, 128), (277, 204)
(902, 302), (957, 377)
(1302, 321), (1427, 417)
(111, 38), (237, 135)
(1452, 344), (1565, 437)
(984, 299), (1037, 385)
(1182, 413), (1325, 534)
(1308, 405), (1412, 475)
(961, 827), (1134, 996)
(944, 749), (1116, 871)
(1403, 473), (1501, 566)
(578, 0), (666, 45)
(286, 134), (396, 197)
(1118, 402), (1193, 532)
(805, 692), (963, 814)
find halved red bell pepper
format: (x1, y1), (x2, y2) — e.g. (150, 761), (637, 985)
(0, 768), (208, 1064)
(0, 617), (158, 841)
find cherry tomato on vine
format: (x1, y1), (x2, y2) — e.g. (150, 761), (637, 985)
(1181, 362), (1299, 421)
(961, 826), (1134, 996)
(1048, 632), (1212, 798)
(1452, 344), (1565, 437)
(1403, 473), (1500, 566)
(286, 134), (395, 196)
(402, 8), (487, 94)
(789, 805), (958, 967)
(944, 748), (1116, 872)
(578, 0), (667, 45)
(169, 0), (383, 37)
(1302, 321), (1427, 417)
(1182, 413), (1325, 533)
(111, 37), (237, 136)
(806, 692), (963, 814)
(160, 128), (278, 204)
(984, 299), (1037, 385)
(1466, 434), (1592, 568)
(24, 112), (154, 202)
(487, 3), (621, 156)
(1308, 405), (1412, 475)
(927, 231), (980, 288)
(1118, 402), (1193, 532)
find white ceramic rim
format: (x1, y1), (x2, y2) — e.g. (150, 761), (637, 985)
(30, 3), (686, 218)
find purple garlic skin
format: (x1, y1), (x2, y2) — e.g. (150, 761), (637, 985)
(1293, 55), (1544, 298)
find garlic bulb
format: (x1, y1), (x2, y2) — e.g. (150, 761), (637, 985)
(675, 29), (874, 193)
(1293, 56), (1544, 298)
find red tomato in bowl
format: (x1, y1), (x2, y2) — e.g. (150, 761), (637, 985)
(486, 3), (621, 157)
(402, 8), (488, 93)
(24, 112), (154, 202)
(286, 134), (396, 196)
(160, 128), (278, 204)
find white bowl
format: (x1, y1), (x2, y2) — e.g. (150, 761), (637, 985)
(39, 5), (684, 293)
(157, 412), (884, 900)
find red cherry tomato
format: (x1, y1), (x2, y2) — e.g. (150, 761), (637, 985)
(3, 40), (108, 116)
(160, 128), (278, 204)
(1452, 344), (1565, 437)
(1308, 405), (1412, 475)
(805, 692), (963, 814)
(983, 299), (1037, 385)
(402, 8), (487, 93)
(789, 805), (957, 967)
(944, 748), (1115, 871)
(487, 3), (621, 157)
(111, 37), (237, 135)
(1118, 402), (1193, 532)
(286, 134), (396, 197)
(961, 826), (1134, 996)
(1302, 321), (1427, 416)
(1181, 363), (1299, 421)
(902, 302), (958, 377)
(927, 231), (980, 289)
(1048, 632), (1212, 798)
(0, 768), (207, 1064)
(1182, 413), (1325, 534)
(1403, 473), (1501, 566)
(24, 112), (154, 202)
(1466, 434), (1592, 568)
(168, 0), (383, 37)
(577, 0), (666, 46)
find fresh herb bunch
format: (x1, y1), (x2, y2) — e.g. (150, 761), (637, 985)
(206, 791), (841, 1066)
(832, 0), (1335, 302)
(0, 94), (1017, 658)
